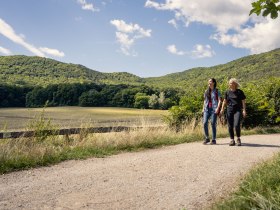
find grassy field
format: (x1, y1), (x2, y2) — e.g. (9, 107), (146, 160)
(0, 107), (168, 131)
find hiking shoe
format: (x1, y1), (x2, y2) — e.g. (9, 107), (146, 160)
(203, 139), (210, 145)
(229, 139), (235, 146)
(210, 140), (216, 145)
(237, 138), (241, 146)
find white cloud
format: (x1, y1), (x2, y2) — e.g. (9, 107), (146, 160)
(167, 44), (185, 55)
(77, 0), (99, 12)
(145, 0), (250, 32)
(168, 19), (178, 29)
(211, 18), (280, 54)
(191, 44), (215, 58)
(145, 0), (280, 54)
(0, 18), (65, 58)
(39, 47), (65, 57)
(0, 18), (45, 56)
(167, 44), (215, 58)
(110, 19), (152, 56)
(0, 46), (12, 55)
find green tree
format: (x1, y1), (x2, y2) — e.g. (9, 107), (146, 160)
(266, 78), (280, 124)
(163, 90), (203, 130)
(134, 93), (149, 109)
(242, 83), (269, 127)
(99, 84), (127, 106)
(26, 87), (49, 107)
(79, 89), (103, 107)
(250, 0), (280, 19)
(112, 87), (140, 107)
(148, 94), (159, 109)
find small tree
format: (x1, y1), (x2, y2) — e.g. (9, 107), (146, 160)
(158, 92), (167, 109)
(148, 94), (159, 109)
(163, 91), (203, 130)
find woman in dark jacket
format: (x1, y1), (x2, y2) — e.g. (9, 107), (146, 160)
(220, 78), (246, 146)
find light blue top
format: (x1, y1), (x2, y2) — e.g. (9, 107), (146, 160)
(203, 88), (221, 111)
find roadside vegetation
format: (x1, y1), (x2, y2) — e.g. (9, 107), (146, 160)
(211, 152), (280, 210)
(0, 111), (199, 174)
(0, 108), (279, 174)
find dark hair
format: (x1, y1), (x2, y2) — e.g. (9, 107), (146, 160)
(206, 78), (217, 99)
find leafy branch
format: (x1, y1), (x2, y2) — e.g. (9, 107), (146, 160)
(250, 0), (280, 19)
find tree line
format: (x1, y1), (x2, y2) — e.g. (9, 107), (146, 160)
(0, 83), (182, 110)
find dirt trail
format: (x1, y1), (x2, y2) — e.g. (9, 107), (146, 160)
(0, 134), (279, 210)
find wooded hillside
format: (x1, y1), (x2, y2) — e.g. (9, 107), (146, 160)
(0, 48), (279, 88)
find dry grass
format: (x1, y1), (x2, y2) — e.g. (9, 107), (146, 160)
(0, 106), (167, 131)
(1, 110), (279, 174)
(0, 116), (205, 173)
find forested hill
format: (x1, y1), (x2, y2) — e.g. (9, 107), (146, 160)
(144, 48), (280, 88)
(0, 48), (279, 88)
(0, 55), (144, 86)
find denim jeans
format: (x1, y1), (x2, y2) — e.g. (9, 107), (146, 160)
(203, 108), (217, 140)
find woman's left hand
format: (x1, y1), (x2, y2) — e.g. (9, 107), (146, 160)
(242, 110), (247, 118)
(215, 108), (221, 116)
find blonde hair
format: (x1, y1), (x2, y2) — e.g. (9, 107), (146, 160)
(229, 78), (240, 88)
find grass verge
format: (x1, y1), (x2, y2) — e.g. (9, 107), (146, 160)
(0, 111), (280, 175)
(211, 152), (280, 210)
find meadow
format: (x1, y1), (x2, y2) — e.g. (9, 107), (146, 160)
(0, 106), (167, 131)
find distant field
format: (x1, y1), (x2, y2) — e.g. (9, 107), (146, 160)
(0, 107), (168, 131)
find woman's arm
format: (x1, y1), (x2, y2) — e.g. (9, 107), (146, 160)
(220, 99), (227, 114)
(216, 97), (222, 114)
(242, 99), (246, 117)
(202, 101), (205, 115)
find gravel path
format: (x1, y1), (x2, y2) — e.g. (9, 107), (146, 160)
(0, 134), (279, 210)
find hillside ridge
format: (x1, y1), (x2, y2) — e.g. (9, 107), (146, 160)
(0, 48), (279, 88)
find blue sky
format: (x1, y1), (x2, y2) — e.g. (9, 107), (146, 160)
(0, 0), (279, 77)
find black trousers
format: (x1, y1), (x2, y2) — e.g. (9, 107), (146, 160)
(227, 109), (242, 139)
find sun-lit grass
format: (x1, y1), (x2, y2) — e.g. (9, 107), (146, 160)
(1, 110), (279, 175)
(0, 106), (167, 131)
(211, 152), (280, 210)
(0, 113), (225, 174)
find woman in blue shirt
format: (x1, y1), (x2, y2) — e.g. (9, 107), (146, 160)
(202, 78), (222, 145)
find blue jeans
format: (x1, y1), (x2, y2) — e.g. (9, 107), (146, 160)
(203, 108), (217, 140)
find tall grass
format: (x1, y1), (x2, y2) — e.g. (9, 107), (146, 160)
(211, 152), (280, 210)
(0, 112), (279, 174)
(0, 116), (210, 173)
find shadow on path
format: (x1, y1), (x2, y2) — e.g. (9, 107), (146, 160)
(241, 143), (280, 148)
(211, 143), (280, 148)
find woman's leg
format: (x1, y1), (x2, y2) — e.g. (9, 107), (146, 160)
(203, 110), (211, 140)
(227, 109), (235, 140)
(210, 110), (217, 140)
(234, 110), (242, 138)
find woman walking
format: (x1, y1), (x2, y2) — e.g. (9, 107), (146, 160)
(202, 78), (222, 145)
(221, 78), (246, 146)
